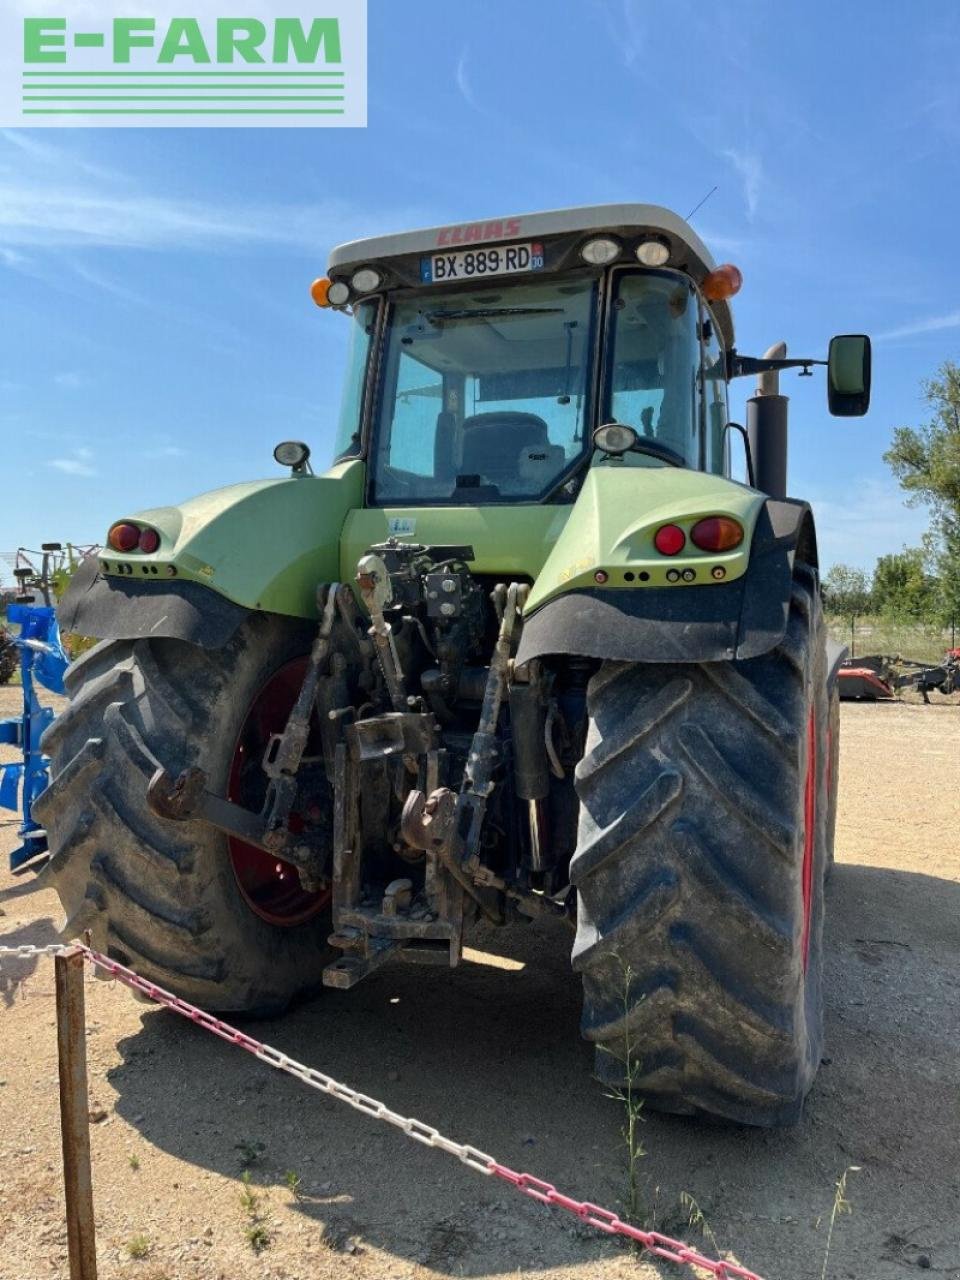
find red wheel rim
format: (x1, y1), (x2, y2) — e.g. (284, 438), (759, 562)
(800, 709), (817, 970)
(228, 658), (331, 927)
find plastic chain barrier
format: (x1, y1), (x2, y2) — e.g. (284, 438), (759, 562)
(0, 941), (764, 1280)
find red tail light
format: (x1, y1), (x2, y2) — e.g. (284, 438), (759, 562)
(654, 524), (686, 556)
(138, 527), (160, 554)
(690, 517), (744, 552)
(108, 522), (140, 553)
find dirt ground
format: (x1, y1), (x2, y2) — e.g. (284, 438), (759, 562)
(1, 685), (958, 1280)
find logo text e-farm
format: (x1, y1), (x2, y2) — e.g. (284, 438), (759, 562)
(1, 3), (366, 127)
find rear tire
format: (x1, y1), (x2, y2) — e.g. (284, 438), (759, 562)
(36, 615), (336, 1013)
(571, 565), (828, 1126)
(824, 684), (840, 879)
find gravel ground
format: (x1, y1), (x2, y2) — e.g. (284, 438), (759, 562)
(1, 685), (958, 1280)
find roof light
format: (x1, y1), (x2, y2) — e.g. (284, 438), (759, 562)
(273, 440), (311, 471)
(350, 267), (382, 294)
(327, 280), (351, 306)
(310, 277), (333, 307)
(690, 516), (744, 552)
(702, 263), (743, 302)
(654, 524), (686, 556)
(581, 237), (621, 266)
(636, 236), (671, 267)
(108, 522), (140, 554)
(593, 423), (637, 455)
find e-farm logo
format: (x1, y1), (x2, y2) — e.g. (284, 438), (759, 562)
(1, 1), (366, 127)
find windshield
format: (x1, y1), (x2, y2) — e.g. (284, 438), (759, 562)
(605, 272), (701, 467)
(369, 277), (599, 505)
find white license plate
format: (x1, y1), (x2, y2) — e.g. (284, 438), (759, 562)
(420, 242), (545, 284)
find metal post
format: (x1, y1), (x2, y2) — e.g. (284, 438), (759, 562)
(55, 948), (98, 1280)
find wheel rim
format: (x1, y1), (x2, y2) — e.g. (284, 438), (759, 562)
(800, 708), (817, 969)
(228, 657), (331, 927)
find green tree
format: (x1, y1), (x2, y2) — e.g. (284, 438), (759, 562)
(823, 564), (873, 655)
(884, 361), (960, 628)
(871, 547), (936, 621)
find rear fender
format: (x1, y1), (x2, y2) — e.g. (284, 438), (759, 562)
(58, 460), (364, 647)
(516, 465), (818, 666)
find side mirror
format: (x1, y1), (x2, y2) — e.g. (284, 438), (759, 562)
(827, 334), (871, 417)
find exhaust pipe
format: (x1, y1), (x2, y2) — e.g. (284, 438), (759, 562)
(746, 341), (789, 498)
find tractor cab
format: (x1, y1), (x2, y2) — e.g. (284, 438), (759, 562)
(314, 204), (739, 505)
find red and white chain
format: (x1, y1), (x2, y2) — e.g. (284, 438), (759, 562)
(0, 941), (763, 1280)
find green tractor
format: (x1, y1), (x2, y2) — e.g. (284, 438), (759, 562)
(41, 204), (870, 1126)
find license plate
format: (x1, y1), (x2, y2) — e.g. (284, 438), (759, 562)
(420, 242), (544, 284)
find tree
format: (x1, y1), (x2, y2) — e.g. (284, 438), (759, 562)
(884, 361), (960, 629)
(872, 547), (937, 621)
(823, 563), (873, 654)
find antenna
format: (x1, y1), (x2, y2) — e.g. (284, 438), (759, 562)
(685, 185), (718, 222)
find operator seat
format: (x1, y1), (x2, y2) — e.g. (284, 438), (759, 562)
(459, 412), (551, 486)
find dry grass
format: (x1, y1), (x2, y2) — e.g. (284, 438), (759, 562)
(827, 616), (955, 663)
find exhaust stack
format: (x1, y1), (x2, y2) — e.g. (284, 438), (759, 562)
(746, 341), (789, 498)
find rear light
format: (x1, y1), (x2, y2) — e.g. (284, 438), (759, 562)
(690, 516), (744, 552)
(108, 522), (140, 553)
(654, 524), (686, 555)
(138, 527), (160, 554)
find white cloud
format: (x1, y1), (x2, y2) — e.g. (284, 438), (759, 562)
(591, 0), (645, 69)
(144, 444), (186, 459)
(0, 132), (425, 253)
(808, 478), (930, 571)
(722, 148), (763, 220)
(875, 310), (960, 342)
(47, 447), (97, 477)
(455, 47), (481, 112)
(54, 372), (86, 389)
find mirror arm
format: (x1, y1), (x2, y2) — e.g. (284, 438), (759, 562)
(726, 350), (826, 380)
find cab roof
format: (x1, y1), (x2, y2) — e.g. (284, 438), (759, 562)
(328, 202), (734, 345)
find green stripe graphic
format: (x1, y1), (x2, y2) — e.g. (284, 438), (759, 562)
(22, 70), (345, 77)
(23, 95), (345, 101)
(22, 108), (345, 114)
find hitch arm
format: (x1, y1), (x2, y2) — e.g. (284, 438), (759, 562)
(147, 765), (330, 890)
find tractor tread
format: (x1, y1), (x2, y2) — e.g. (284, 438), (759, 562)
(571, 567), (828, 1125)
(41, 618), (335, 1014)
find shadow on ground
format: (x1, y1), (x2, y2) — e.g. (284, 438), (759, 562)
(98, 861), (960, 1278)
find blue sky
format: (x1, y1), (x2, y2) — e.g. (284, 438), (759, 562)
(2, 0), (958, 580)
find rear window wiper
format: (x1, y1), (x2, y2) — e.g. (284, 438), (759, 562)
(424, 307), (564, 323)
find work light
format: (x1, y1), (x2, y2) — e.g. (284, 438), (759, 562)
(580, 237), (620, 266)
(636, 236), (671, 267)
(593, 423), (637, 455)
(350, 268), (382, 294)
(273, 441), (311, 471)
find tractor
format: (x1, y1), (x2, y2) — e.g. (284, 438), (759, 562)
(41, 204), (871, 1125)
